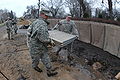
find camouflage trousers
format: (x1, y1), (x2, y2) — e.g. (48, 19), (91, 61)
(7, 29), (13, 40)
(13, 25), (18, 34)
(30, 52), (52, 69)
(28, 39), (52, 70)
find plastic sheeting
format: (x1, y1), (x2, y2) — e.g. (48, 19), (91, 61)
(77, 21), (91, 43)
(89, 22), (105, 48)
(103, 25), (120, 57)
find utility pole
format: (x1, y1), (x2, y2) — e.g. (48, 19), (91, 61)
(38, 0), (40, 18)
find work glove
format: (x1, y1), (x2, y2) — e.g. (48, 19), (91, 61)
(57, 22), (62, 25)
(50, 39), (55, 46)
(27, 32), (31, 37)
(48, 39), (55, 48)
(75, 35), (79, 40)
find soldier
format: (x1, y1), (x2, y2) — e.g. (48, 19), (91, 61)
(53, 16), (79, 35)
(27, 9), (58, 77)
(12, 19), (18, 34)
(53, 16), (79, 63)
(6, 17), (13, 40)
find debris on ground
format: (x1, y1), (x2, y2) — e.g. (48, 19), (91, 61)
(92, 62), (103, 71)
(115, 72), (120, 80)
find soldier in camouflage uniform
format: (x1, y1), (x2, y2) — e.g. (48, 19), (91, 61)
(6, 17), (13, 40)
(53, 16), (79, 63)
(12, 19), (18, 34)
(53, 16), (78, 35)
(27, 9), (58, 77)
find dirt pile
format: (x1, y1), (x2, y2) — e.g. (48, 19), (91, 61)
(17, 19), (31, 26)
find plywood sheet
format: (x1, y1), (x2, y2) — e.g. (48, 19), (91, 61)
(49, 30), (77, 46)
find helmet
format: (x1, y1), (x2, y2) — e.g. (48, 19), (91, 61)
(7, 17), (11, 20)
(40, 8), (52, 17)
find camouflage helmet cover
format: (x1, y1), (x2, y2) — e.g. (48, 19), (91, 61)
(7, 17), (11, 20)
(40, 8), (52, 17)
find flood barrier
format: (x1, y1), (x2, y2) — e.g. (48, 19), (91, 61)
(48, 19), (120, 58)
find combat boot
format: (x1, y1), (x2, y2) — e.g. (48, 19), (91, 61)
(47, 69), (58, 77)
(33, 66), (43, 72)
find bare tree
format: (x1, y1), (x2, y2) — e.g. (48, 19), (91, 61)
(41, 0), (65, 17)
(76, 0), (86, 17)
(112, 0), (120, 19)
(84, 1), (91, 18)
(102, 0), (113, 19)
(0, 9), (16, 23)
(65, 0), (81, 17)
(75, 0), (91, 18)
(23, 5), (38, 19)
(108, 0), (113, 19)
(9, 10), (14, 19)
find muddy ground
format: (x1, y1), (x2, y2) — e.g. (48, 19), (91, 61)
(72, 40), (120, 79)
(0, 34), (98, 80)
(0, 27), (120, 80)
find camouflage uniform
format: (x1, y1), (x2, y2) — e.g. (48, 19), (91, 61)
(12, 19), (18, 34)
(53, 19), (79, 62)
(53, 19), (78, 35)
(27, 17), (52, 70)
(6, 19), (13, 40)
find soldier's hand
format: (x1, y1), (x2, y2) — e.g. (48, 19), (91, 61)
(58, 22), (62, 25)
(75, 35), (79, 40)
(50, 39), (55, 47)
(48, 39), (55, 48)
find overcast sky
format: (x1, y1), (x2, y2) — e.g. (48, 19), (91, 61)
(0, 0), (119, 17)
(0, 0), (39, 17)
(0, 0), (102, 17)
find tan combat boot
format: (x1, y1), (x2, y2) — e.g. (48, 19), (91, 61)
(33, 66), (43, 72)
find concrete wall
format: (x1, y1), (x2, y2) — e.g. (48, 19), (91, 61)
(48, 19), (120, 58)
